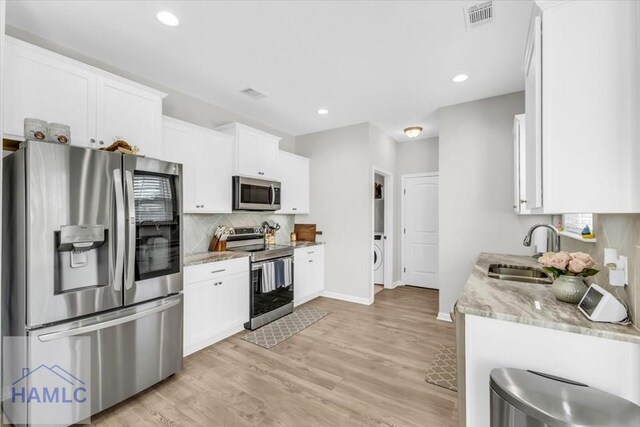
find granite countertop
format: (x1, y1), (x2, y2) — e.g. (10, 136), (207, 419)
(287, 241), (326, 248)
(457, 253), (640, 345)
(184, 251), (250, 267)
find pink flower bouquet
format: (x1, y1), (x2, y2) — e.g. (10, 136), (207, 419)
(538, 251), (598, 278)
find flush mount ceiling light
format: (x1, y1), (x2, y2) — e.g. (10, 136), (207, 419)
(404, 126), (423, 138)
(317, 108), (329, 115)
(157, 11), (180, 27)
(452, 74), (469, 83)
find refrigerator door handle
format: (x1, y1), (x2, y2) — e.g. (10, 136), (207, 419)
(124, 170), (136, 290)
(36, 296), (181, 342)
(113, 169), (125, 291)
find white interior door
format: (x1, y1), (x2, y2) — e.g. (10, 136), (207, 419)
(403, 175), (439, 289)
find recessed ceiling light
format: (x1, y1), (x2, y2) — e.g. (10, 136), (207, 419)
(404, 126), (423, 138)
(317, 109), (329, 115)
(452, 74), (469, 83)
(157, 11), (180, 27)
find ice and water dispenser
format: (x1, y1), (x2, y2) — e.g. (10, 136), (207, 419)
(54, 224), (108, 293)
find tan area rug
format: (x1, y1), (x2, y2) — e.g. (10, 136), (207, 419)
(425, 345), (458, 392)
(242, 307), (329, 349)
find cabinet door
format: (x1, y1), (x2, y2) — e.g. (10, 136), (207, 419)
(236, 127), (261, 178)
(524, 16), (542, 209)
(256, 137), (279, 180)
(183, 280), (215, 355)
(97, 76), (162, 152)
(163, 120), (198, 211)
(277, 152), (310, 214)
(309, 252), (325, 296)
(4, 40), (97, 147)
(293, 257), (310, 305)
(196, 132), (233, 213)
(213, 272), (250, 331)
(513, 115), (529, 214)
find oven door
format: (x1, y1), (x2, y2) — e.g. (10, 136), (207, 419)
(251, 257), (293, 319)
(123, 155), (183, 306)
(233, 176), (281, 211)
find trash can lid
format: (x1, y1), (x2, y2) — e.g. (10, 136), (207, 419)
(490, 368), (640, 427)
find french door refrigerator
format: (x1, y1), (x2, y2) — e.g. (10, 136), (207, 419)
(2, 140), (183, 425)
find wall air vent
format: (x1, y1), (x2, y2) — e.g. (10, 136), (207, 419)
(240, 87), (267, 100)
(464, 1), (494, 30)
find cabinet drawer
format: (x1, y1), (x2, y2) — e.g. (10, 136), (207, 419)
(294, 245), (324, 261)
(185, 257), (249, 286)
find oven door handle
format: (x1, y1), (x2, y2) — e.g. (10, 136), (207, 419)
(251, 257), (293, 269)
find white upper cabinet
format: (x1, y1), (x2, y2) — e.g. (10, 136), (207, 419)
(216, 123), (281, 180)
(96, 76), (163, 152)
(3, 38), (97, 147)
(276, 151), (310, 215)
(3, 37), (165, 151)
(512, 114), (530, 214)
(163, 116), (233, 214)
(526, 1), (640, 213)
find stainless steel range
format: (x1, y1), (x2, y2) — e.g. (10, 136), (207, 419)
(226, 227), (294, 330)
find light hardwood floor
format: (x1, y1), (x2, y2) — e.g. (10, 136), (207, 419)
(93, 287), (458, 426)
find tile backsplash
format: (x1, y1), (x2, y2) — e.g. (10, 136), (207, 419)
(184, 213), (295, 255)
(560, 214), (640, 327)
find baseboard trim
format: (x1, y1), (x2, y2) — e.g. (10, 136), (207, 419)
(437, 312), (453, 323)
(322, 291), (373, 306)
(294, 291), (323, 307)
(389, 281), (403, 289)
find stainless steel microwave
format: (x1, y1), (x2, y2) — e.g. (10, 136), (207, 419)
(233, 176), (281, 211)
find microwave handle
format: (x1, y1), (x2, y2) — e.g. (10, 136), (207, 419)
(270, 184), (275, 206)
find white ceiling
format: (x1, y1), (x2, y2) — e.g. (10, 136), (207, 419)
(6, 0), (533, 141)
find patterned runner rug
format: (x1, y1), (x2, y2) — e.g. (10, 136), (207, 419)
(425, 345), (458, 392)
(242, 307), (329, 349)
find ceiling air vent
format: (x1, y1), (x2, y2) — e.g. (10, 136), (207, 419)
(240, 87), (267, 100)
(464, 1), (494, 30)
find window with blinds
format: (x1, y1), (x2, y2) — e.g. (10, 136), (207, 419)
(133, 173), (176, 223)
(562, 213), (593, 234)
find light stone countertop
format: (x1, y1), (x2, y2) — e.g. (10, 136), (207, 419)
(287, 241), (326, 248)
(457, 253), (640, 345)
(184, 251), (250, 267)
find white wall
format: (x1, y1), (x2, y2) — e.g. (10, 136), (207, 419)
(5, 26), (296, 152)
(295, 123), (373, 303)
(439, 92), (551, 316)
(395, 137), (439, 282)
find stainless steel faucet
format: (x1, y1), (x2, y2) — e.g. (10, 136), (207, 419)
(523, 223), (560, 255)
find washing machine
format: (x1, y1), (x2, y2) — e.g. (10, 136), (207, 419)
(374, 233), (384, 284)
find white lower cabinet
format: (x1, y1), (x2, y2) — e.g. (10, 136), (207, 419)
(183, 257), (250, 356)
(463, 314), (640, 426)
(294, 245), (325, 306)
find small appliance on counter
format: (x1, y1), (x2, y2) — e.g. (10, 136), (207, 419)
(226, 226), (294, 330)
(578, 284), (629, 324)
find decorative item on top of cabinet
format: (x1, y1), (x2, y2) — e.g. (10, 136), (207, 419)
(163, 116), (233, 213)
(276, 150), (310, 215)
(216, 122), (281, 181)
(3, 37), (166, 151)
(523, 1), (640, 213)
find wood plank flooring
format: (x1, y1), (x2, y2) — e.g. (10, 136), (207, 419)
(92, 287), (457, 426)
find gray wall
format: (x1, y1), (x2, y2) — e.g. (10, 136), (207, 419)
(395, 137), (439, 283)
(6, 26), (296, 152)
(438, 92), (551, 315)
(295, 123), (373, 302)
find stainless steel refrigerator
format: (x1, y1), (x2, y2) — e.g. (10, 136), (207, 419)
(2, 140), (184, 425)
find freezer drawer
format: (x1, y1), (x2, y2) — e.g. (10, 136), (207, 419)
(27, 294), (183, 421)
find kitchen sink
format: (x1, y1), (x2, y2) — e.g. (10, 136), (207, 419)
(487, 264), (553, 285)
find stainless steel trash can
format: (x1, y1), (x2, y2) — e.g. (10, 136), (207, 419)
(490, 368), (640, 427)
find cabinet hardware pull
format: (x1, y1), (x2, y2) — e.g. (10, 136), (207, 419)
(99, 140), (104, 145)
(307, 251), (314, 254)
(520, 199), (527, 204)
(292, 208), (297, 211)
(211, 269), (226, 274)
(90, 138), (96, 144)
